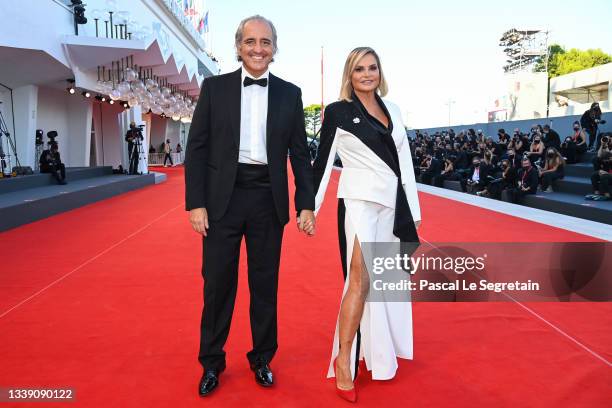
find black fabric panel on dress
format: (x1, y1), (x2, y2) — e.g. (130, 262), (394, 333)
(350, 92), (420, 244)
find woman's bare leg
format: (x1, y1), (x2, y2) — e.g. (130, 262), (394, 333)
(336, 236), (369, 390)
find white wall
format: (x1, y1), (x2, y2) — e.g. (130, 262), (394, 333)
(149, 114), (168, 151)
(549, 63), (612, 118)
(91, 101), (124, 168)
(0, 0), (73, 67)
(165, 119), (181, 147)
(36, 86), (93, 167)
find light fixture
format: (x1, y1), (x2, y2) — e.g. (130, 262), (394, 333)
(66, 79), (76, 94)
(122, 102), (129, 108)
(109, 99), (115, 105)
(82, 91), (91, 98)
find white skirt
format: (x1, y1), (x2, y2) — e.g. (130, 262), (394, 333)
(327, 198), (413, 381)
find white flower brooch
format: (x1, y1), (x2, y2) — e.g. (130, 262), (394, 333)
(353, 117), (360, 124)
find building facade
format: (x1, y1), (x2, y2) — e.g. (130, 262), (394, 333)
(0, 0), (217, 173)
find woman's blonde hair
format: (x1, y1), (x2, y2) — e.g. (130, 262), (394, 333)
(339, 47), (388, 101)
(545, 147), (566, 169)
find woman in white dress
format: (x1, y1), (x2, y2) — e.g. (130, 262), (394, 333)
(313, 47), (422, 402)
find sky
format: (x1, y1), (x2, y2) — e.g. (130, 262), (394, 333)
(203, 0), (612, 129)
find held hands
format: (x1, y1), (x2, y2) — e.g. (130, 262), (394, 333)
(189, 208), (209, 236)
(297, 209), (315, 236)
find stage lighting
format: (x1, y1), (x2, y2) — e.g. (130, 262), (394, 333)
(66, 79), (76, 94)
(82, 91), (91, 98)
(71, 0), (87, 25)
(108, 99), (115, 105)
(122, 102), (129, 108)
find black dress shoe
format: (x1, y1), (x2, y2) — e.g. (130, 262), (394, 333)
(251, 362), (274, 387)
(198, 369), (220, 396)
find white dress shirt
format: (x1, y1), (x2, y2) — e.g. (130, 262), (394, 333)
(471, 167), (480, 182)
(238, 66), (269, 164)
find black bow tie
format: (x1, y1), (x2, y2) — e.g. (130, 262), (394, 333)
(243, 77), (268, 87)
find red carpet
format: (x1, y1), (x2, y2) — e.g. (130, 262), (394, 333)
(0, 166), (610, 407)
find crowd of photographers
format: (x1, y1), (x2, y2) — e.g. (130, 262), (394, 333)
(410, 103), (612, 202)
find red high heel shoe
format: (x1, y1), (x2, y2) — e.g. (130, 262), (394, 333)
(334, 357), (357, 403)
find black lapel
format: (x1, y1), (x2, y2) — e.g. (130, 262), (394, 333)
(349, 93), (400, 176)
(266, 73), (281, 157)
(228, 68), (242, 148)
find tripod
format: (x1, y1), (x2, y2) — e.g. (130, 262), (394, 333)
(0, 104), (21, 177)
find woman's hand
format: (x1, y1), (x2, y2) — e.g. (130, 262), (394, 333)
(415, 220), (421, 229)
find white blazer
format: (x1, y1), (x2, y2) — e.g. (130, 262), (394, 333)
(314, 99), (421, 224)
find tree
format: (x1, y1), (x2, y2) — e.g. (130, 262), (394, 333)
(535, 44), (565, 74)
(536, 44), (612, 77)
(303, 104), (321, 138)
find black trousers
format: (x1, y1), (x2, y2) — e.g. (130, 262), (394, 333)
(591, 172), (611, 195)
(541, 171), (563, 190)
(41, 163), (66, 183)
(586, 128), (597, 149)
(199, 164), (284, 371)
(163, 153), (173, 166)
(128, 144), (139, 174)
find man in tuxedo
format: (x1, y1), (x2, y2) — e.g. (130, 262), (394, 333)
(184, 15), (316, 397)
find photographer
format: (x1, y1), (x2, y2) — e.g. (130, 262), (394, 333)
(125, 122), (143, 175)
(504, 148), (521, 169)
(485, 159), (517, 200)
(539, 148), (565, 193)
(508, 130), (525, 155)
(526, 135), (545, 166)
(419, 152), (442, 185)
(509, 157), (539, 204)
(560, 121), (587, 164)
(593, 134), (612, 170)
(461, 156), (489, 194)
(542, 124), (561, 151)
(453, 143), (470, 171)
(581, 102), (604, 152)
(587, 151), (612, 201)
(433, 156), (460, 188)
(39, 142), (66, 185)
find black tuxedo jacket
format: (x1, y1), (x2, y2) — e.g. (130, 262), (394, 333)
(184, 68), (314, 225)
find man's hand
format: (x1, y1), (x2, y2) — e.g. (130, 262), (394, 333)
(415, 220), (422, 230)
(297, 209), (315, 236)
(189, 208), (209, 236)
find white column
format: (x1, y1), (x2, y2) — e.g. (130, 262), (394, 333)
(12, 85), (39, 170)
(131, 106), (149, 173)
(66, 96), (93, 166)
(120, 106), (149, 174)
